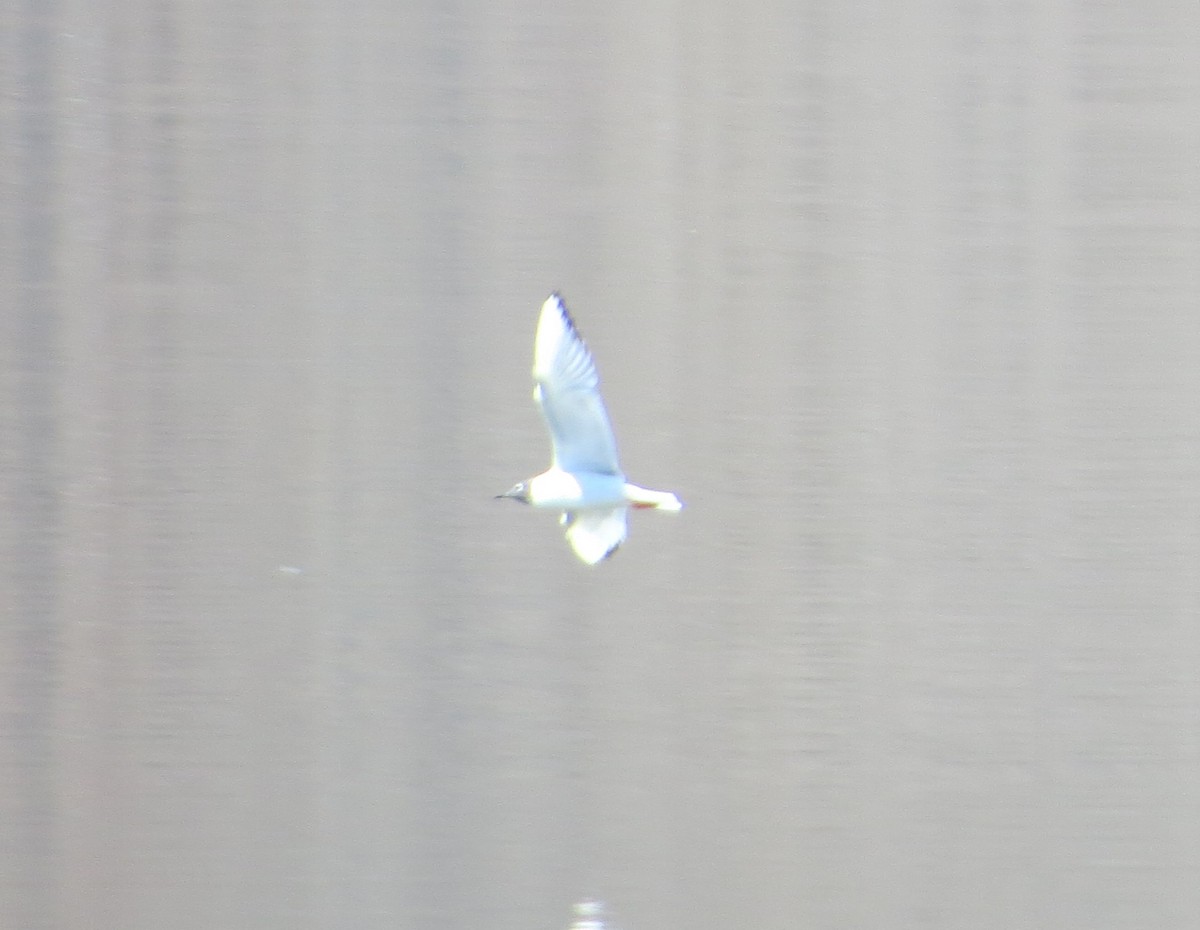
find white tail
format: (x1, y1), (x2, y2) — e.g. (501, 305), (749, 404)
(623, 484), (683, 511)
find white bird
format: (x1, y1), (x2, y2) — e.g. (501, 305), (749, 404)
(498, 293), (682, 564)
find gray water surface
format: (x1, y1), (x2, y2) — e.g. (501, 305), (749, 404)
(2, 2), (1198, 929)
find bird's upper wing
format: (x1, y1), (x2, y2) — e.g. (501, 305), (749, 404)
(532, 294), (622, 475)
(564, 507), (627, 564)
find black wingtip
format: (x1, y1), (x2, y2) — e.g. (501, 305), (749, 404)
(547, 291), (582, 337)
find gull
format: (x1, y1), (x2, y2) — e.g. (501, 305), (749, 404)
(498, 293), (682, 564)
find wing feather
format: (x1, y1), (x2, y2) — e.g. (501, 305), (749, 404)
(532, 294), (622, 475)
(564, 507), (627, 564)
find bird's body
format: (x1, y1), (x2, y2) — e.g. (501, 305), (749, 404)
(498, 293), (682, 564)
(523, 469), (627, 511)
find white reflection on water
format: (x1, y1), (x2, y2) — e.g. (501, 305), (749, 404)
(569, 899), (609, 930)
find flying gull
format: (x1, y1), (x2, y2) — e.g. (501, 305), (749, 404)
(497, 293), (682, 564)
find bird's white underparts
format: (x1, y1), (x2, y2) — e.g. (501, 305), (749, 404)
(497, 293), (682, 564)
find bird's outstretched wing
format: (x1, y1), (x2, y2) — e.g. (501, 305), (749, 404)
(564, 508), (627, 564)
(533, 293), (622, 476)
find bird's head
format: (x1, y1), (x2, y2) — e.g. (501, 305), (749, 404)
(495, 481), (530, 504)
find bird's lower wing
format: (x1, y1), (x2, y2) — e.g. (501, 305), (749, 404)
(564, 507), (628, 565)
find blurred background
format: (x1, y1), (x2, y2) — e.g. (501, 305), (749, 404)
(2, 1), (1198, 928)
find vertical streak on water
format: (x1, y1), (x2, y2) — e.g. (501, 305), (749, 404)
(6, 3), (62, 929)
